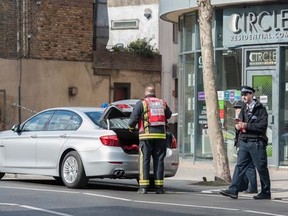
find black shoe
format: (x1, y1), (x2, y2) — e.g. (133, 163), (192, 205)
(138, 188), (147, 194)
(155, 188), (165, 194)
(220, 189), (238, 199)
(244, 190), (258, 194)
(253, 193), (271, 200)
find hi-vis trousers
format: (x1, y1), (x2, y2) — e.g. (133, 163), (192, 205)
(138, 139), (166, 189)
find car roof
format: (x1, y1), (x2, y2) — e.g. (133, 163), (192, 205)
(111, 99), (139, 107)
(44, 107), (105, 112)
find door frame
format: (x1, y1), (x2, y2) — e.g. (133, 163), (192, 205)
(246, 70), (278, 166)
(243, 46), (280, 167)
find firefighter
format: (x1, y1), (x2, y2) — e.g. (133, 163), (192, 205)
(128, 85), (172, 194)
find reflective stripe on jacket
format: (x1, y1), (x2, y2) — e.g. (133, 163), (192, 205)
(138, 97), (166, 140)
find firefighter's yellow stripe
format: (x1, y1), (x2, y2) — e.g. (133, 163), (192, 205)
(139, 180), (150, 186)
(139, 133), (166, 139)
(154, 180), (164, 186)
(139, 147), (144, 181)
(142, 101), (149, 133)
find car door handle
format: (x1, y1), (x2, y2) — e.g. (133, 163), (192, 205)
(31, 135), (37, 138)
(59, 134), (68, 138)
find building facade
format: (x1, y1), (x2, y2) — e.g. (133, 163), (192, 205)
(160, 0), (288, 167)
(0, 0), (163, 130)
(106, 0), (178, 123)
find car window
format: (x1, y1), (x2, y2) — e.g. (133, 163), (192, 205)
(46, 110), (82, 131)
(22, 111), (54, 131)
(109, 118), (130, 129)
(85, 111), (133, 129)
(85, 111), (103, 127)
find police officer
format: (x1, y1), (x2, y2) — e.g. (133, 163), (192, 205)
(220, 86), (271, 199)
(128, 85), (172, 194)
(233, 100), (258, 194)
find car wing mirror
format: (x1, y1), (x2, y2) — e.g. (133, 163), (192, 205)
(11, 124), (21, 132)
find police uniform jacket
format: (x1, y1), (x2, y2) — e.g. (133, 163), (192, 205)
(238, 100), (268, 142)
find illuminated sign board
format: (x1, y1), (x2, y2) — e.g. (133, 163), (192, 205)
(247, 50), (276, 66)
(223, 5), (288, 47)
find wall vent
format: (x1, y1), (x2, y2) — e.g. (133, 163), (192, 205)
(111, 19), (139, 30)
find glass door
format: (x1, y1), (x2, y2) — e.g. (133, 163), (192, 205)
(246, 70), (279, 165)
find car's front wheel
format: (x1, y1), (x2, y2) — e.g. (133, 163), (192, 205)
(0, 172), (5, 180)
(61, 151), (88, 188)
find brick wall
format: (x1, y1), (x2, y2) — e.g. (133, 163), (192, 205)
(29, 0), (93, 61)
(0, 0), (93, 61)
(0, 0), (18, 58)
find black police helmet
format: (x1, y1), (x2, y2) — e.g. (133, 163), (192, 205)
(240, 86), (255, 94)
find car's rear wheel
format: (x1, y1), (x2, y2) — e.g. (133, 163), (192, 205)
(0, 172), (5, 179)
(61, 151), (88, 188)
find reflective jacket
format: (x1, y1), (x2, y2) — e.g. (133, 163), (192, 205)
(142, 97), (166, 127)
(128, 95), (172, 140)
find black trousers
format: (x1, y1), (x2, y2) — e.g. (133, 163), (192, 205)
(229, 139), (271, 195)
(138, 139), (166, 188)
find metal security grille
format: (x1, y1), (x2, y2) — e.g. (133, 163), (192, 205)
(253, 75), (272, 110)
(252, 75), (273, 157)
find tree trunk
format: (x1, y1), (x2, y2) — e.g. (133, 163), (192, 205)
(197, 0), (231, 182)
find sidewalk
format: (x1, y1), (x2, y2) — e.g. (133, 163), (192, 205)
(170, 159), (288, 200)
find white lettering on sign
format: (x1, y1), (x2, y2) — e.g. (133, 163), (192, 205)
(229, 9), (288, 34)
(248, 50), (276, 65)
(223, 5), (288, 46)
(198, 56), (202, 68)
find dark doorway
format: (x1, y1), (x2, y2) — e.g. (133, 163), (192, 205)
(113, 83), (131, 102)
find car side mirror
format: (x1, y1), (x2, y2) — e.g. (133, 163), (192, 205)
(11, 124), (21, 133)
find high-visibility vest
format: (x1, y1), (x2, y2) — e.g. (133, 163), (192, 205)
(138, 97), (166, 140)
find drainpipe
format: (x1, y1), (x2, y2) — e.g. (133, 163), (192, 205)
(0, 90), (7, 129)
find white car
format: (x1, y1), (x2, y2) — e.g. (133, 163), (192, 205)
(0, 105), (179, 188)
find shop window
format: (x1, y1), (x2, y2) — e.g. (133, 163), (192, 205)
(173, 23), (178, 44)
(174, 79), (178, 98)
(183, 14), (195, 52)
(223, 55), (241, 89)
(215, 9), (223, 48)
(279, 47), (288, 166)
(182, 54), (195, 157)
(216, 50), (242, 90)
